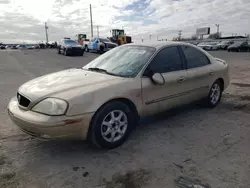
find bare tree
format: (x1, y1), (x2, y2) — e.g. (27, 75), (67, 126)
(191, 34), (198, 40)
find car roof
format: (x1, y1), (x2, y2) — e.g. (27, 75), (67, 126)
(124, 41), (195, 50)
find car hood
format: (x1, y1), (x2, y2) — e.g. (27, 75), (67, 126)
(18, 68), (120, 101)
(65, 44), (82, 48)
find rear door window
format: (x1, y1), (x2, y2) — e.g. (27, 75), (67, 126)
(181, 46), (210, 69)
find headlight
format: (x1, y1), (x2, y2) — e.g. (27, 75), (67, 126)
(32, 98), (68, 116)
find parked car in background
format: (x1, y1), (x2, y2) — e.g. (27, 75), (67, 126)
(227, 41), (250, 52)
(31, 44), (40, 49)
(17, 45), (28, 49)
(217, 41), (234, 50)
(11, 45), (18, 49)
(198, 42), (219, 51)
(85, 37), (118, 53)
(0, 44), (6, 49)
(58, 39), (84, 56)
(8, 42), (229, 149)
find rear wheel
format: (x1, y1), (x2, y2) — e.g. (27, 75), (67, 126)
(80, 50), (84, 56)
(58, 48), (61, 54)
(205, 80), (223, 108)
(89, 101), (135, 149)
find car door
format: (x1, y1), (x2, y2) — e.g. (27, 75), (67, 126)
(93, 38), (99, 51)
(141, 46), (189, 116)
(180, 45), (214, 101)
(88, 38), (96, 50)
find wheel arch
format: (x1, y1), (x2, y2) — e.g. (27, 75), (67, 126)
(87, 97), (139, 140)
(216, 78), (224, 91)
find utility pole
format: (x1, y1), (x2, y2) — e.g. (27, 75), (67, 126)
(45, 22), (49, 43)
(97, 25), (99, 37)
(178, 30), (182, 41)
(89, 4), (93, 38)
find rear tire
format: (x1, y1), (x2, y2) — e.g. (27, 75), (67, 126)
(80, 50), (84, 56)
(58, 48), (61, 54)
(89, 101), (135, 149)
(205, 80), (223, 108)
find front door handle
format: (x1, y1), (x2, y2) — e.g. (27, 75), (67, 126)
(177, 77), (186, 83)
(209, 72), (214, 75)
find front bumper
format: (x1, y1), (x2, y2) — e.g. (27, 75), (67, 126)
(7, 97), (94, 140)
(66, 47), (84, 54)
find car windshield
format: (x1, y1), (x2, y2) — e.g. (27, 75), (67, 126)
(219, 41), (229, 44)
(83, 45), (156, 77)
(99, 38), (110, 42)
(64, 40), (77, 44)
(231, 41), (243, 46)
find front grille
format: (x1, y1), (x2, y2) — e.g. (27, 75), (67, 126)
(17, 93), (30, 107)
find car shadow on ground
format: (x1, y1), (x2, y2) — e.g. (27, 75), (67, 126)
(26, 103), (207, 156)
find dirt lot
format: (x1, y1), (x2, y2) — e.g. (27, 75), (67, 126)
(0, 49), (250, 188)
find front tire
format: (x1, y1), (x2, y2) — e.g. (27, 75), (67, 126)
(64, 49), (68, 56)
(80, 50), (84, 56)
(205, 80), (223, 108)
(89, 101), (135, 149)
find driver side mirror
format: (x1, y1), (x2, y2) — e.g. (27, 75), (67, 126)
(152, 73), (165, 85)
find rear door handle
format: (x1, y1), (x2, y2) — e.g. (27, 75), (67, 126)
(177, 77), (186, 83)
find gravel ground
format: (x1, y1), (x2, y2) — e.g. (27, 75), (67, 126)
(0, 49), (250, 188)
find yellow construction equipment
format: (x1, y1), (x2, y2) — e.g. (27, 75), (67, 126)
(77, 34), (87, 46)
(109, 29), (132, 45)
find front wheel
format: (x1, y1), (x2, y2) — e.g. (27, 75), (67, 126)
(205, 80), (223, 108)
(64, 49), (68, 56)
(58, 48), (61, 54)
(80, 50), (84, 56)
(89, 101), (135, 149)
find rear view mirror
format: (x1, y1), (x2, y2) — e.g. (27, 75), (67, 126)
(152, 73), (165, 85)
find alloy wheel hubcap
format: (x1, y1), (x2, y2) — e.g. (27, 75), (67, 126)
(210, 84), (220, 104)
(101, 110), (128, 143)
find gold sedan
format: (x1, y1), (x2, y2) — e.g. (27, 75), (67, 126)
(8, 42), (229, 149)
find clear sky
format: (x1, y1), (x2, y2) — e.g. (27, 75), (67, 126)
(0, 0), (249, 43)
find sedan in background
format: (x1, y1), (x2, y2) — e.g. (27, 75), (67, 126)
(8, 42), (229, 149)
(198, 42), (219, 50)
(217, 41), (234, 50)
(17, 45), (28, 50)
(0, 45), (6, 49)
(227, 41), (250, 52)
(58, 39), (84, 56)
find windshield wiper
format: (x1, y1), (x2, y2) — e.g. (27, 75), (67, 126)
(87, 67), (122, 77)
(88, 67), (108, 72)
